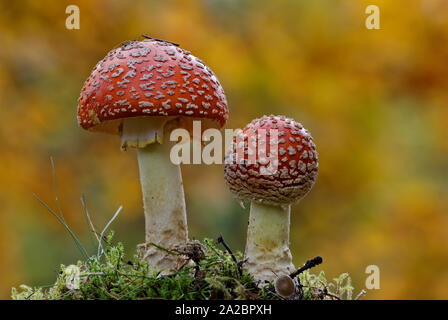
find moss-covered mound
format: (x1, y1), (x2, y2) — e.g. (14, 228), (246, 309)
(12, 233), (364, 300)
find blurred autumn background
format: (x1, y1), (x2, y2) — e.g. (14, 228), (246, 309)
(0, 0), (447, 299)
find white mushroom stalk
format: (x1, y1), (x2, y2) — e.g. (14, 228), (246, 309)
(122, 117), (187, 271)
(245, 202), (295, 281)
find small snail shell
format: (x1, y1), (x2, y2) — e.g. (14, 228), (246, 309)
(274, 274), (296, 298)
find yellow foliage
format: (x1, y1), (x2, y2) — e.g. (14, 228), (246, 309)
(0, 0), (447, 299)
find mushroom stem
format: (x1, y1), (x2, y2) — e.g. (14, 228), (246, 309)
(244, 201), (295, 282)
(121, 117), (189, 272)
(136, 140), (188, 271)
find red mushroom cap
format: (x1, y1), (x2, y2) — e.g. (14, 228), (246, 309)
(77, 39), (228, 134)
(224, 115), (318, 205)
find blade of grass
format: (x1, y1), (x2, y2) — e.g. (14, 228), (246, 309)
(50, 156), (65, 224)
(97, 206), (123, 258)
(147, 242), (178, 256)
(33, 193), (89, 259)
(81, 199), (100, 244)
(80, 194), (96, 253)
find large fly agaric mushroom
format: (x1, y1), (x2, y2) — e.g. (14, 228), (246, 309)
(78, 38), (228, 271)
(223, 115), (318, 281)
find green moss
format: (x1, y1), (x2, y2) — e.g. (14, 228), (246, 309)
(11, 233), (365, 300)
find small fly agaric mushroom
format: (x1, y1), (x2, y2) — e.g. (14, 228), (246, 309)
(78, 38), (228, 271)
(223, 115), (318, 281)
